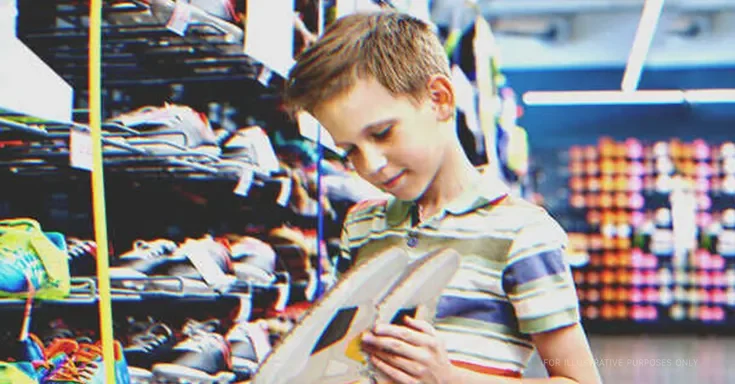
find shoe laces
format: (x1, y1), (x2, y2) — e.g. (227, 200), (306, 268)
(67, 240), (96, 260)
(131, 323), (173, 352)
(30, 334), (77, 378)
(49, 343), (102, 382)
(125, 239), (176, 260)
(181, 318), (220, 337)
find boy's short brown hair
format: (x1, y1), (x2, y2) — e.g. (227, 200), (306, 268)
(284, 11), (450, 114)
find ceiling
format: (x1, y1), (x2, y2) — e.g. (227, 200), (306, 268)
(430, 0), (735, 69)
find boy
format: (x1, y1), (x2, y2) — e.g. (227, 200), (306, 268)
(284, 11), (602, 384)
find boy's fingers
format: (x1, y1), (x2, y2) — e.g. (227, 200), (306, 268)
(403, 316), (436, 335)
(370, 354), (417, 384)
(369, 349), (425, 377)
(371, 323), (432, 347)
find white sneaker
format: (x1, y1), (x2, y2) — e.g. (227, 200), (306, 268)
(252, 247), (410, 384)
(252, 247), (462, 384)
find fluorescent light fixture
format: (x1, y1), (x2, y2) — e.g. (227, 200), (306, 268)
(621, 0), (666, 92)
(522, 89), (735, 106)
(685, 89), (735, 103)
(523, 90), (684, 105)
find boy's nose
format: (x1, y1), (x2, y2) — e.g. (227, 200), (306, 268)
(359, 147), (388, 175)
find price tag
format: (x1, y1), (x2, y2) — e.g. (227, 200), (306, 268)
(296, 112), (342, 155)
(70, 128), (93, 171)
(276, 176), (292, 207)
(245, 0), (295, 77)
(234, 167), (255, 197)
(166, 0), (192, 36)
(241, 126), (279, 173)
(186, 250), (233, 291)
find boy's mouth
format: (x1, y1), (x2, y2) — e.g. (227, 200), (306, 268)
(382, 170), (406, 189)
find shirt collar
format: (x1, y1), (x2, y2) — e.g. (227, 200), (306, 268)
(386, 173), (509, 226)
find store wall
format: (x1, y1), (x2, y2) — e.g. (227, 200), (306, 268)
(503, 66), (735, 213)
(506, 66), (735, 149)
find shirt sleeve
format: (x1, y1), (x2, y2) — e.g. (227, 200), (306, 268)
(502, 210), (581, 334)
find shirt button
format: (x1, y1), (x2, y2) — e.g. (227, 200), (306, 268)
(407, 234), (419, 248)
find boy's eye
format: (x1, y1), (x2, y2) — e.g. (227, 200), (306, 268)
(373, 126), (393, 140)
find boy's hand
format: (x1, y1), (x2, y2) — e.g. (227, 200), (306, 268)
(361, 316), (456, 384)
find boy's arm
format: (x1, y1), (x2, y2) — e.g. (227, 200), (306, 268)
(493, 210), (601, 384)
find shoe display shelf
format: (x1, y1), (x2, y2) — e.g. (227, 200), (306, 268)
(18, 0), (272, 88)
(0, 106), (286, 187)
(560, 137), (735, 334)
(1, 1), (342, 382)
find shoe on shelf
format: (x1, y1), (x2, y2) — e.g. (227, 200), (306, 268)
(41, 319), (77, 347)
(107, 103), (221, 157)
(151, 331), (235, 384)
(32, 334), (77, 381)
(225, 321), (272, 381)
(148, 0), (244, 45)
(66, 238), (98, 277)
(114, 239), (179, 273)
(45, 340), (130, 384)
(219, 126), (280, 174)
(124, 322), (177, 373)
(110, 239), (181, 289)
(146, 236), (238, 294)
(230, 236), (277, 285)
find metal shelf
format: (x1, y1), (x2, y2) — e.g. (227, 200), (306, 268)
(17, 0), (276, 87)
(0, 107), (278, 185)
(0, 275), (286, 308)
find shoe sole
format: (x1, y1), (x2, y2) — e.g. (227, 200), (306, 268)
(376, 248), (461, 324)
(252, 247), (410, 384)
(128, 366), (154, 384)
(153, 364), (236, 384)
(369, 248), (461, 381)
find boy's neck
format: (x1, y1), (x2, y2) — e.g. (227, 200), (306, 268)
(416, 142), (480, 220)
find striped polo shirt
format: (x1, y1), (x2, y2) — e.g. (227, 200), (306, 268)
(338, 175), (580, 376)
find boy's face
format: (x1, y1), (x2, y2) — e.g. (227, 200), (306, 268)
(313, 76), (454, 201)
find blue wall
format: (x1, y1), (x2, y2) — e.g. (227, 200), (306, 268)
(504, 66), (735, 150)
(502, 66), (735, 215)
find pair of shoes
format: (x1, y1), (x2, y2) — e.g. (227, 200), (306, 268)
(25, 334), (130, 384)
(124, 316), (274, 383)
(108, 103), (221, 158)
(113, 235), (279, 293)
(252, 247), (461, 384)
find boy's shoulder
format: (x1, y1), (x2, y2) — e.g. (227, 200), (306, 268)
(496, 195), (549, 218)
(486, 194), (559, 227)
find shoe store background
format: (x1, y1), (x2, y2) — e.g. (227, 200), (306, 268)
(1, 0), (735, 383)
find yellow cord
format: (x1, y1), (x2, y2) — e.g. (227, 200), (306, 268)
(88, 1), (117, 381)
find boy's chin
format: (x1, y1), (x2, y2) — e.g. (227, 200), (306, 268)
(383, 184), (427, 202)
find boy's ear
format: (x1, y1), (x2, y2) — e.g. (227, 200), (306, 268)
(426, 75), (455, 122)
